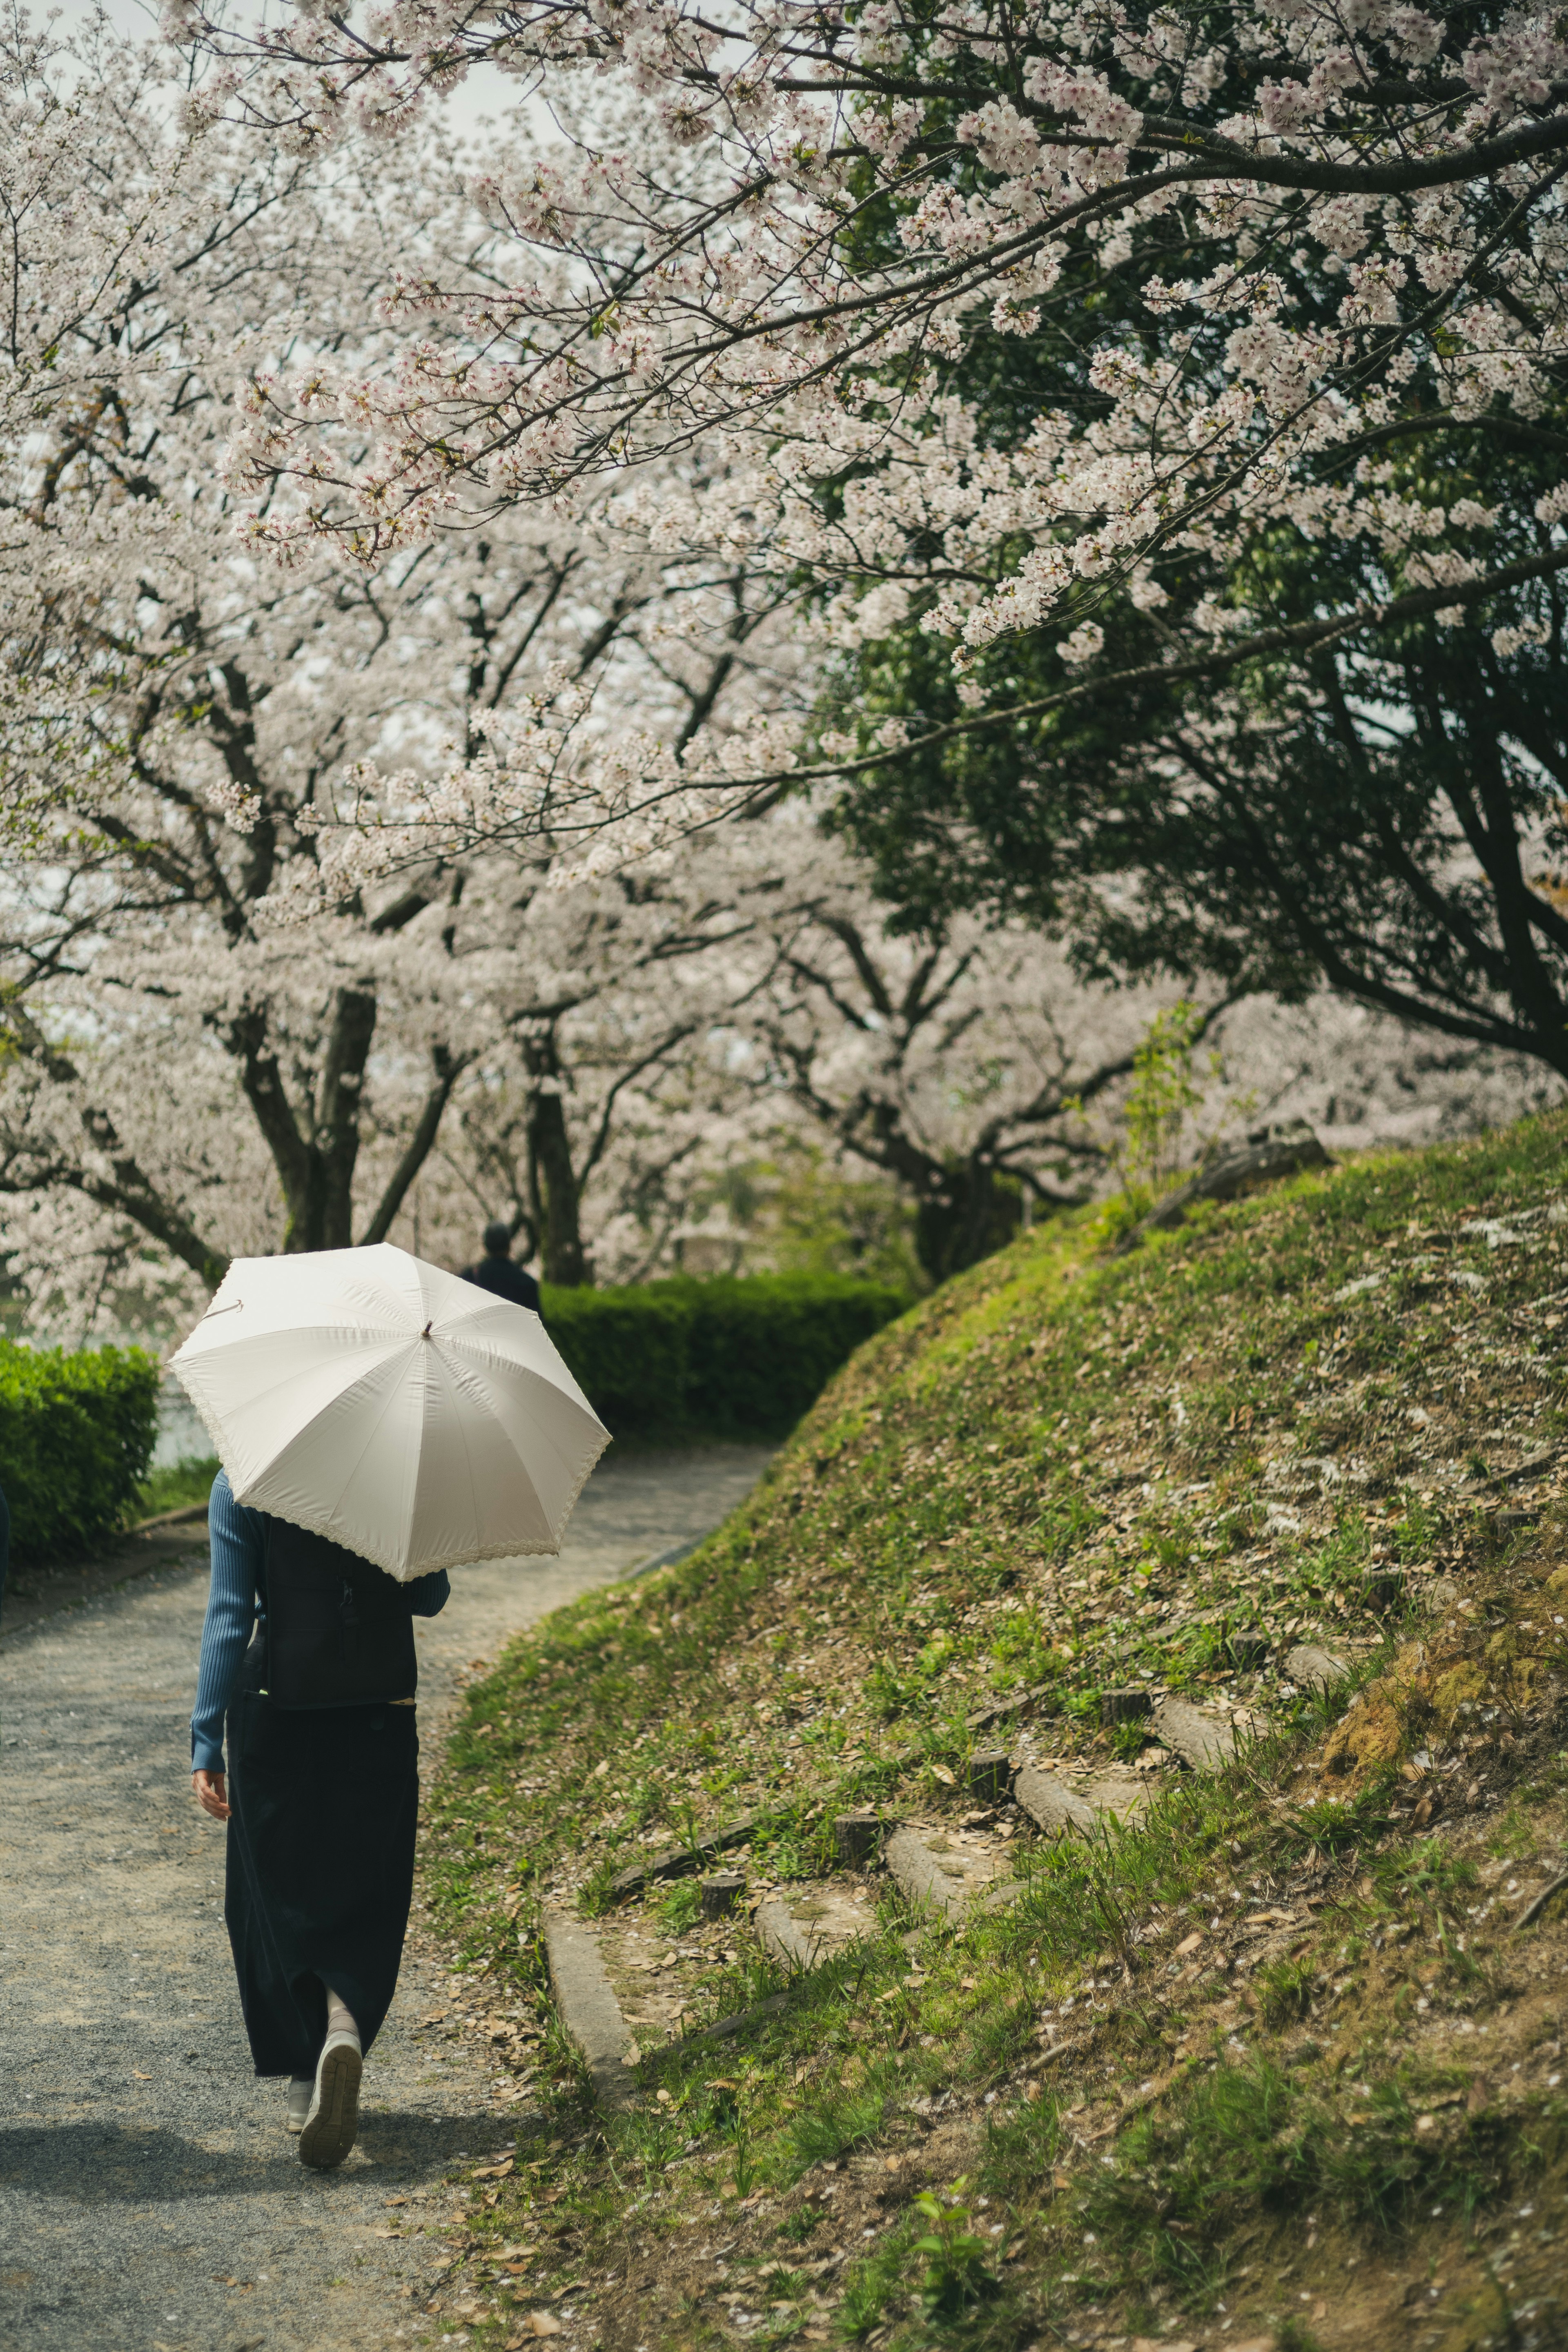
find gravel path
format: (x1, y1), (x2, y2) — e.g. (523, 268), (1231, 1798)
(0, 1445), (773, 2352)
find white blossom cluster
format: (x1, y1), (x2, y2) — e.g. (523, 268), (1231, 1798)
(4, 11), (1561, 1332)
(160, 0), (1568, 809)
(0, 23), (815, 1322)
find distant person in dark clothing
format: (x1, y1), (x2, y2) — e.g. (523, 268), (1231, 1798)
(461, 1221), (541, 1313)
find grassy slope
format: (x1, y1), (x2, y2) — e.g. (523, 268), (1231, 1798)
(417, 1116), (1568, 2352)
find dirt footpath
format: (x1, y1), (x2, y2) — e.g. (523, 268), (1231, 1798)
(0, 1445), (773, 2352)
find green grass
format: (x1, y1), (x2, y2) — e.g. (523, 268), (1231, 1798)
(131, 1453), (218, 1521)
(413, 1109), (1568, 2347)
(425, 1115), (1568, 1940)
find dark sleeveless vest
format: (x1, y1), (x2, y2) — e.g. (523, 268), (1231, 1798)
(259, 1517), (418, 1711)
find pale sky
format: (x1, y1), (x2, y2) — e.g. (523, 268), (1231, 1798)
(42, 0), (514, 138)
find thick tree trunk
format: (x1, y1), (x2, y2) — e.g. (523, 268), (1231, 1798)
(232, 983), (378, 1252)
(913, 1157), (1021, 1285)
(522, 1030), (588, 1285)
(291, 984), (378, 1251)
(846, 1099), (1021, 1284)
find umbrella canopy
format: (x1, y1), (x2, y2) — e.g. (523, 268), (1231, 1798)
(170, 1243), (609, 1581)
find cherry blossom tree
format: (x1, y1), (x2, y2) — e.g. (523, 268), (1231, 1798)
(187, 0), (1568, 659)
(722, 851), (1242, 1278)
(0, 19), (804, 1323)
(174, 0), (1568, 1081)
(8, 8), (1564, 1339)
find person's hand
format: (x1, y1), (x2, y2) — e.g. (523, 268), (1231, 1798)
(193, 1768), (230, 1822)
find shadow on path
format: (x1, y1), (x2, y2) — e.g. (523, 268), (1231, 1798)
(0, 1443), (775, 2349)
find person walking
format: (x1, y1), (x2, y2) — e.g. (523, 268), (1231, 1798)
(189, 1470), (450, 2168)
(461, 1219), (541, 1313)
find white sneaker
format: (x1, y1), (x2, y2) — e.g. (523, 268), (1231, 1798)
(298, 2030), (363, 2169)
(285, 2075), (313, 2134)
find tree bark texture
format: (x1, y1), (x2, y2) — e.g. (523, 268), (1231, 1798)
(523, 1027), (589, 1286)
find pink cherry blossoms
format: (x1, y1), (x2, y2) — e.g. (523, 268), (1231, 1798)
(164, 0), (1568, 812)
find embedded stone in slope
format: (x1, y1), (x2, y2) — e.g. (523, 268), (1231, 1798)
(1014, 1764), (1147, 1838)
(543, 1912), (641, 2111)
(1283, 1643), (1350, 1690)
(607, 1812), (761, 1900)
(755, 1884), (879, 1967)
(1151, 1696), (1239, 1771)
(884, 1826), (968, 1917)
(1076, 1771), (1147, 1823)
(1014, 1766), (1097, 1837)
(754, 1898), (822, 1968)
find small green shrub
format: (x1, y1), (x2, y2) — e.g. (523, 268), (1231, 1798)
(0, 1341), (160, 1562)
(776, 2207), (822, 2246)
(539, 1270), (908, 1438)
(725, 2111), (760, 2197)
(867, 1655), (935, 1721)
(837, 2237), (908, 2337)
(910, 2185), (1000, 2318)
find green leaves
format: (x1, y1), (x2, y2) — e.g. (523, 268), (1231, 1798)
(0, 1337), (160, 1561)
(910, 2180), (1000, 2317)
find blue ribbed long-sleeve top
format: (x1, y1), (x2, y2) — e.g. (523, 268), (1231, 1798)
(190, 1470), (452, 1774)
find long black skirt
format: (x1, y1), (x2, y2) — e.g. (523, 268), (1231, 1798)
(224, 1670), (419, 2078)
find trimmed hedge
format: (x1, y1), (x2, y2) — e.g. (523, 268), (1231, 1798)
(537, 1271), (909, 1439)
(0, 1341), (161, 1562)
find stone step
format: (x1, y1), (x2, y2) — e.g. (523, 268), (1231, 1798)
(1076, 1771), (1147, 1822)
(754, 1898), (821, 1968)
(753, 1881), (880, 1968)
(607, 1812), (762, 1901)
(542, 1912), (641, 2112)
(1283, 1642), (1350, 1690)
(964, 1679), (1057, 1734)
(1014, 1763), (1146, 1838)
(1014, 1764), (1097, 1837)
(1150, 1696), (1239, 1771)
(884, 1825), (968, 1917)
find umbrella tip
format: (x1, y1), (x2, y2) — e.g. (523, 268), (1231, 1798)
(421, 1319), (432, 1339)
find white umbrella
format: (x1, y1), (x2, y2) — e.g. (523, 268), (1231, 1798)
(170, 1243), (609, 1581)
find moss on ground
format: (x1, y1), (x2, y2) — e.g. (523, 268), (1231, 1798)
(412, 1113), (1568, 2352)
